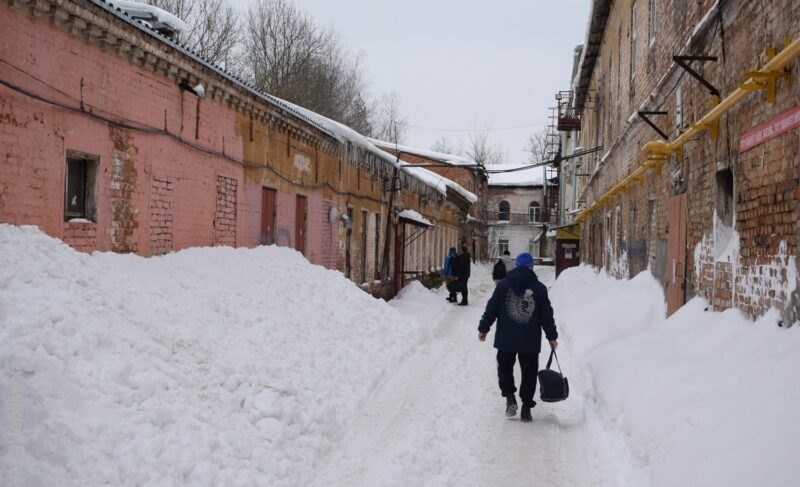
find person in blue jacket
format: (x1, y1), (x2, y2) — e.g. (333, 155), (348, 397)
(477, 252), (559, 422)
(443, 247), (458, 302)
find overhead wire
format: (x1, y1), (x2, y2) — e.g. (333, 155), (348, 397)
(0, 61), (394, 205)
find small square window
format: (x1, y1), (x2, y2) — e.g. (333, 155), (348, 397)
(64, 152), (98, 222)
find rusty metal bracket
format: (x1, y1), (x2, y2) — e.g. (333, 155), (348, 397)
(742, 45), (793, 103)
(638, 111), (669, 140)
(674, 55), (720, 97)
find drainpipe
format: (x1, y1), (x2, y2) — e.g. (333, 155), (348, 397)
(381, 166), (399, 285)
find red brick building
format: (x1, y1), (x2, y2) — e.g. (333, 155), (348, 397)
(572, 0), (799, 324)
(369, 139), (489, 260)
(0, 0), (475, 297)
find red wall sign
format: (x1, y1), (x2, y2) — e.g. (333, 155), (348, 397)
(739, 105), (800, 152)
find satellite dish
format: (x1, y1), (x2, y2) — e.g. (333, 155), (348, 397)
(329, 206), (340, 223)
(340, 213), (353, 230)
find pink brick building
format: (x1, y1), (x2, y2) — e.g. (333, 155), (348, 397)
(572, 0), (800, 323)
(0, 0), (477, 296)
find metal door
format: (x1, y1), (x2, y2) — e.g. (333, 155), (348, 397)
(394, 222), (405, 293)
(260, 188), (276, 245)
(295, 195), (307, 256)
(360, 210), (368, 284)
(666, 193), (687, 316)
(555, 240), (580, 277)
(345, 207), (354, 278)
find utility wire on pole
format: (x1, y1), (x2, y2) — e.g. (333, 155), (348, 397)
(380, 122), (400, 285)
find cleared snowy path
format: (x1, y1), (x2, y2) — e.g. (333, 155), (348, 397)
(310, 266), (591, 486)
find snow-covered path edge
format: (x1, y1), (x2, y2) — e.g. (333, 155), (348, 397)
(309, 265), (592, 486)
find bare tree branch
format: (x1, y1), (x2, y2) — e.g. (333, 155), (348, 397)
(525, 129), (549, 165)
(243, 0), (371, 132)
(372, 92), (408, 143)
(143, 0), (242, 71)
(466, 124), (503, 165)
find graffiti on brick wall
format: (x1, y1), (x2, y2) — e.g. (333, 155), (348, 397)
(214, 175), (237, 247)
(149, 176), (174, 255)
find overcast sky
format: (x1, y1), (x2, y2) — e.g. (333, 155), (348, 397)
(263, 0), (592, 164)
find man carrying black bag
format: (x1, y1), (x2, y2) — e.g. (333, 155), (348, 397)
(478, 252), (558, 422)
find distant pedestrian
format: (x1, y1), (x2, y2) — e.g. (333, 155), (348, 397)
(443, 247), (458, 302)
(492, 250), (514, 284)
(452, 245), (471, 305)
(477, 252), (559, 422)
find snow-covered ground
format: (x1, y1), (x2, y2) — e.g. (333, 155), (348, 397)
(1, 224), (799, 486)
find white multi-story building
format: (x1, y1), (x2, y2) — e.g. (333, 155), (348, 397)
(485, 165), (545, 259)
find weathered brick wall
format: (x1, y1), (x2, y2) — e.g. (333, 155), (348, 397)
(63, 222), (98, 252)
(0, 0), (477, 296)
(149, 176), (174, 255)
(214, 175), (237, 247)
(578, 0), (799, 321)
(681, 0), (799, 321)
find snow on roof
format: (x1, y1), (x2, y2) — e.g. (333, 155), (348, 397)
(271, 100), (456, 198)
(399, 164), (477, 204)
(365, 139), (477, 203)
(443, 179), (478, 204)
(112, 0), (189, 33)
(487, 164), (544, 186)
(395, 161), (447, 197)
(398, 209), (433, 227)
(88, 2), (441, 200)
(367, 138), (477, 166)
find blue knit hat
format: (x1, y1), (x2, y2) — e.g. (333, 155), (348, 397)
(515, 252), (534, 269)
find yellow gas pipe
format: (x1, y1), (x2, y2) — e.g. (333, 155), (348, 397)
(576, 37), (800, 224)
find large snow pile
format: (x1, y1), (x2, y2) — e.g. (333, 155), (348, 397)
(0, 225), (430, 486)
(551, 266), (800, 487)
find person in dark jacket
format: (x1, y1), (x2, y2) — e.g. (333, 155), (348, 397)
(478, 252), (558, 422)
(443, 247), (458, 302)
(492, 250), (514, 284)
(452, 245), (471, 305)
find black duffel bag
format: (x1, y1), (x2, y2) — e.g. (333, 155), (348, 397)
(538, 349), (569, 402)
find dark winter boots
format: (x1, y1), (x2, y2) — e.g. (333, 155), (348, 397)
(505, 395), (517, 417)
(520, 405), (532, 422)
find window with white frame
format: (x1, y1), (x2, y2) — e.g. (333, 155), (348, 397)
(498, 239), (509, 256)
(529, 202), (541, 223)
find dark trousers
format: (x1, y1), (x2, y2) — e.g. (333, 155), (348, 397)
(446, 279), (457, 300)
(457, 279), (469, 303)
(497, 350), (539, 407)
